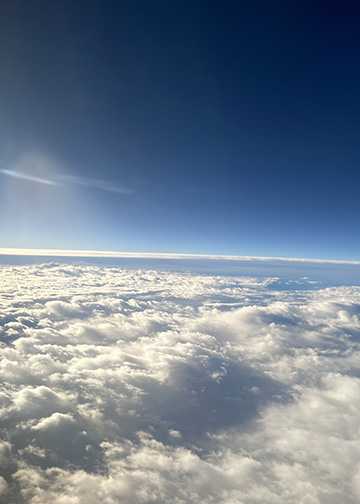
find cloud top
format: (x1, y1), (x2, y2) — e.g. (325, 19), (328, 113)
(0, 263), (360, 502)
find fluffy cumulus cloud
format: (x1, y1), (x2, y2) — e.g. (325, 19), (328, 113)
(0, 263), (360, 503)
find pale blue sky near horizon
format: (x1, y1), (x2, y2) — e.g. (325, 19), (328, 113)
(1, 1), (360, 261)
(0, 249), (359, 286)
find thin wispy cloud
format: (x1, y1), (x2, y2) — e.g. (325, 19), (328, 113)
(0, 169), (58, 186)
(59, 174), (134, 194)
(0, 166), (133, 195)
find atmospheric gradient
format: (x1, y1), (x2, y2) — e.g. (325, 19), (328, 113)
(1, 1), (360, 259)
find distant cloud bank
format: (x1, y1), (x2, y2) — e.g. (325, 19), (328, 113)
(0, 248), (359, 264)
(1, 264), (360, 502)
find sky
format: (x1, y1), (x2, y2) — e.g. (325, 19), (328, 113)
(1, 0), (360, 259)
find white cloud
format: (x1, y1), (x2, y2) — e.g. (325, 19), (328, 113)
(0, 263), (360, 502)
(32, 413), (76, 431)
(1, 248), (359, 264)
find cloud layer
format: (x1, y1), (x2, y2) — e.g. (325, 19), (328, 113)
(1, 247), (360, 264)
(1, 264), (360, 503)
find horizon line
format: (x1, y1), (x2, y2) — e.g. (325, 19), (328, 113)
(0, 248), (359, 265)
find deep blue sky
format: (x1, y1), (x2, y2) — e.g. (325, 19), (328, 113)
(1, 0), (359, 259)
